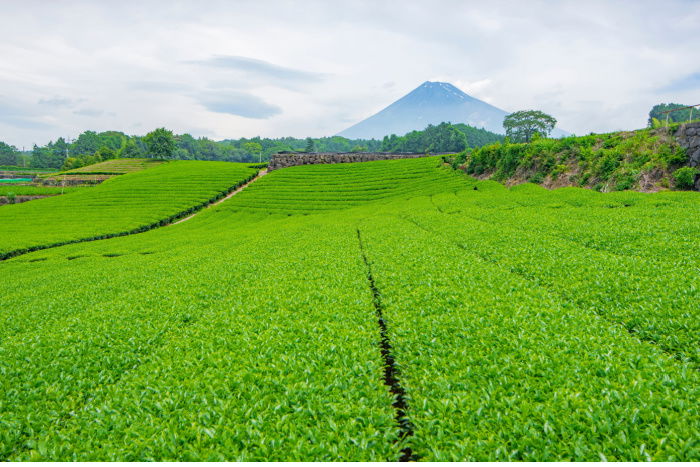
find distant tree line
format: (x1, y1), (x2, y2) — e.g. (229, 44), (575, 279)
(380, 122), (504, 153)
(0, 131), (384, 170)
(1, 122), (505, 170)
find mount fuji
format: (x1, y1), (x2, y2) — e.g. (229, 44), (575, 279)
(337, 81), (567, 139)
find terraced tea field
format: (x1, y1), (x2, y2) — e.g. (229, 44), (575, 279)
(0, 157), (698, 461)
(0, 161), (258, 259)
(54, 158), (165, 175)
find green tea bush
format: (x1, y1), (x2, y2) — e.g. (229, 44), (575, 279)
(0, 161), (257, 259)
(0, 157), (699, 460)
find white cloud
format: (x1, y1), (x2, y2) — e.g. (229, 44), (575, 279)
(0, 0), (698, 146)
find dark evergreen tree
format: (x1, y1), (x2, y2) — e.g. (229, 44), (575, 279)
(0, 141), (20, 166)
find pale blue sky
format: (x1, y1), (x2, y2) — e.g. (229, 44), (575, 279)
(1, 0), (699, 147)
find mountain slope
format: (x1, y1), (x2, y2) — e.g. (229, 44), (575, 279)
(338, 81), (567, 139)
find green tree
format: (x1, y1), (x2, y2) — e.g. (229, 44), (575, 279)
(0, 141), (20, 166)
(31, 144), (55, 168)
(143, 128), (175, 159)
(95, 146), (117, 161)
(97, 131), (127, 151)
(305, 137), (315, 153)
(119, 138), (145, 158)
(70, 131), (101, 157)
(503, 110), (557, 143)
(379, 123), (468, 153)
(648, 103), (698, 126)
(350, 145), (367, 153)
(242, 142), (263, 163)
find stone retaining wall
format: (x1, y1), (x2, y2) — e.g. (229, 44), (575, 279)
(676, 122), (700, 167)
(674, 122), (700, 190)
(267, 152), (433, 171)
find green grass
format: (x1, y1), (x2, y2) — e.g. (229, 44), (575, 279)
(0, 157), (698, 460)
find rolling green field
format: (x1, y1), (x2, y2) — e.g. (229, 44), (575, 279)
(0, 161), (258, 259)
(0, 157), (698, 461)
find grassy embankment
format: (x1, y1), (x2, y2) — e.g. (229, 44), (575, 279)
(448, 124), (696, 191)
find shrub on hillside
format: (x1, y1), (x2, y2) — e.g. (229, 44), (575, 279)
(673, 167), (699, 190)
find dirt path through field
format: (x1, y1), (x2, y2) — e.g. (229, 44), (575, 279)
(173, 169), (267, 225)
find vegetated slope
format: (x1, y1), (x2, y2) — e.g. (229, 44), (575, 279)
(0, 159), (698, 461)
(43, 158), (167, 183)
(0, 161), (258, 259)
(453, 126), (689, 191)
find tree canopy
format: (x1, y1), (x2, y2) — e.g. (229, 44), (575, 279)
(380, 122), (503, 154)
(648, 103), (699, 126)
(0, 142), (20, 166)
(304, 137), (315, 153)
(143, 128), (176, 159)
(503, 110), (557, 143)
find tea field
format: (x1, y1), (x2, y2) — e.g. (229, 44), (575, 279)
(0, 157), (698, 461)
(0, 161), (258, 259)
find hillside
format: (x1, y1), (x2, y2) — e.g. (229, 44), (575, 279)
(0, 161), (258, 259)
(58, 158), (165, 175)
(42, 158), (168, 184)
(450, 123), (698, 192)
(338, 81), (567, 139)
(0, 157), (699, 460)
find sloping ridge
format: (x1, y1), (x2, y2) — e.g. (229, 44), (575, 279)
(0, 165), (261, 261)
(338, 81), (508, 139)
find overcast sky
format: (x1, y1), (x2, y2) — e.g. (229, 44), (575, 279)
(1, 0), (699, 147)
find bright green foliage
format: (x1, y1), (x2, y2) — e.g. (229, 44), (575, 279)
(673, 166), (699, 189)
(221, 157), (466, 214)
(0, 157), (699, 461)
(144, 128), (176, 159)
(0, 161), (257, 259)
(462, 127), (690, 191)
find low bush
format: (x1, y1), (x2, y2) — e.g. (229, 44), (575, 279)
(673, 166), (699, 190)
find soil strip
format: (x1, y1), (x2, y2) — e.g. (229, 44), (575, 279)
(173, 169), (267, 225)
(356, 228), (418, 462)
